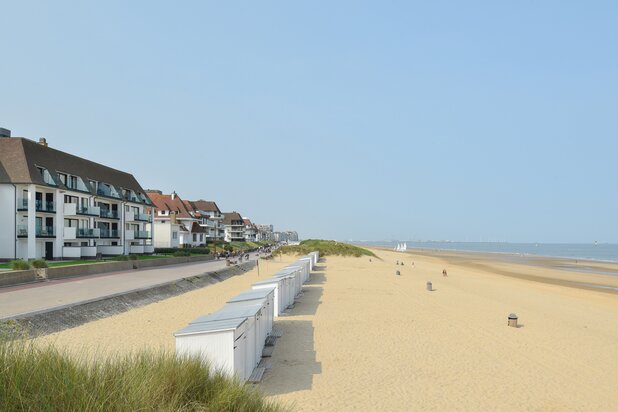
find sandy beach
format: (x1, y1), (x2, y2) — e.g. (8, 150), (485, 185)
(39, 248), (618, 411)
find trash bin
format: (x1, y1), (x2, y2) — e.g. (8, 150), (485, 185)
(508, 313), (518, 327)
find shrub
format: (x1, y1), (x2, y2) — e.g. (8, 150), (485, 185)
(128, 254), (138, 261)
(114, 255), (129, 261)
(0, 339), (286, 411)
(30, 259), (48, 269)
(10, 259), (30, 270)
(223, 244), (233, 252)
(173, 250), (191, 257)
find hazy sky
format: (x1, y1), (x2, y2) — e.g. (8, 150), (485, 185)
(1, 1), (617, 243)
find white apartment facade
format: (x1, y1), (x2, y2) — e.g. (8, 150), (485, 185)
(222, 212), (245, 242)
(0, 135), (154, 260)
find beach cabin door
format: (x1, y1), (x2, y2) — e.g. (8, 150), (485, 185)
(234, 333), (246, 381)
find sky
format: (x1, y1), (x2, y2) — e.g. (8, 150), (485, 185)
(1, 1), (617, 243)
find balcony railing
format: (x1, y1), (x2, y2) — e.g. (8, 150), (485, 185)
(35, 200), (55, 212)
(99, 209), (120, 219)
(77, 228), (100, 238)
(77, 205), (101, 216)
(135, 230), (151, 239)
(96, 185), (122, 199)
(17, 225), (28, 237)
(100, 229), (120, 238)
(17, 199), (28, 210)
(37, 226), (55, 237)
(135, 213), (151, 222)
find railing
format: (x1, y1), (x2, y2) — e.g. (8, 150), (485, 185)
(37, 226), (55, 237)
(17, 199), (28, 210)
(35, 200), (55, 212)
(17, 225), (28, 237)
(135, 230), (151, 239)
(135, 213), (151, 222)
(77, 205), (101, 216)
(77, 228), (100, 238)
(99, 209), (119, 219)
(100, 229), (119, 238)
(96, 185), (122, 199)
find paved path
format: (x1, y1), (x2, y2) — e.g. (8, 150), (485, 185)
(0, 254), (262, 319)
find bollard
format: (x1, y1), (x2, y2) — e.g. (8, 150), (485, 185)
(401, 262), (404, 266)
(396, 260), (399, 265)
(396, 270), (400, 276)
(426, 281), (432, 291)
(508, 313), (518, 327)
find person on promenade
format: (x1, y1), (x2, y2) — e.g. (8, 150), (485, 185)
(442, 269), (448, 277)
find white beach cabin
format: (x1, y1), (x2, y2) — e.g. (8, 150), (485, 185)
(278, 266), (303, 296)
(227, 288), (274, 337)
(174, 317), (248, 380)
(296, 257), (313, 281)
(272, 272), (295, 308)
(252, 278), (286, 317)
(216, 303), (264, 372)
(189, 305), (261, 380)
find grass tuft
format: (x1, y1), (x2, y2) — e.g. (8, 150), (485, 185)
(0, 338), (286, 412)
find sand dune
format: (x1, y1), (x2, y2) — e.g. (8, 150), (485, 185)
(39, 249), (618, 411)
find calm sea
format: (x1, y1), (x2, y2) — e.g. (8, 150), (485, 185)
(355, 241), (618, 263)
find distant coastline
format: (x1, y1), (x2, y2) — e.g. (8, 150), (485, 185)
(353, 241), (618, 263)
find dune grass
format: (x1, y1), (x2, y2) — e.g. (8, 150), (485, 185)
(274, 239), (377, 258)
(0, 336), (286, 412)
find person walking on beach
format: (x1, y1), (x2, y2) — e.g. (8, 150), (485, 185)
(442, 269), (448, 277)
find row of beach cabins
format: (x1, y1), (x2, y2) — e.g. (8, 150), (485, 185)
(174, 251), (320, 382)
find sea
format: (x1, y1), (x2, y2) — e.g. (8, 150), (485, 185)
(354, 241), (618, 263)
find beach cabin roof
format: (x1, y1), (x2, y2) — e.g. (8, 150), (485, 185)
(253, 278), (282, 286)
(174, 317), (246, 337)
(228, 288), (274, 303)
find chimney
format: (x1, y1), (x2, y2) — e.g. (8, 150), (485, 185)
(170, 211), (177, 224)
(0, 128), (10, 138)
(38, 138), (48, 147)
(171, 191), (176, 200)
(145, 189), (163, 195)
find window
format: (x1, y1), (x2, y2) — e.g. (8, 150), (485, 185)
(58, 173), (67, 185)
(172, 232), (178, 240)
(193, 234), (197, 242)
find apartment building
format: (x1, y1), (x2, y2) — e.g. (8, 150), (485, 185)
(255, 224), (274, 241)
(243, 218), (257, 242)
(222, 212), (245, 242)
(184, 200), (225, 242)
(0, 134), (154, 260)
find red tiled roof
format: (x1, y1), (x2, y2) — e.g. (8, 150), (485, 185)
(146, 191), (193, 219)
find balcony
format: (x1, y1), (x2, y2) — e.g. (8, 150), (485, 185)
(129, 245), (145, 254)
(77, 228), (100, 238)
(135, 213), (151, 222)
(126, 230), (135, 240)
(99, 209), (120, 219)
(17, 225), (28, 237)
(37, 226), (55, 238)
(36, 200), (55, 213)
(135, 230), (151, 239)
(17, 199), (28, 211)
(96, 184), (122, 199)
(125, 211), (135, 221)
(97, 245), (123, 255)
(78, 205), (101, 216)
(100, 229), (120, 238)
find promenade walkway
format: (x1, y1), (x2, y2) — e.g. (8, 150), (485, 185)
(0, 253), (261, 319)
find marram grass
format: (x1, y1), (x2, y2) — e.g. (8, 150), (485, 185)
(274, 239), (377, 258)
(0, 337), (287, 412)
